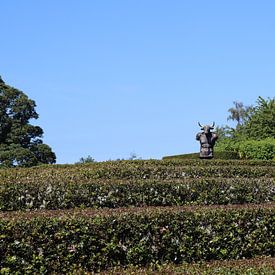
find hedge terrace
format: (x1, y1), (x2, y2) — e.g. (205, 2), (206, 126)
(0, 204), (274, 273)
(0, 159), (274, 273)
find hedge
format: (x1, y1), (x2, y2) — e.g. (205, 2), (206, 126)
(0, 161), (273, 185)
(215, 138), (275, 161)
(0, 204), (274, 273)
(163, 153), (200, 160)
(163, 151), (240, 160)
(101, 257), (275, 274)
(238, 138), (275, 160)
(0, 178), (274, 210)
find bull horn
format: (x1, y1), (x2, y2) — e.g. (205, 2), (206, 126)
(211, 122), (215, 128)
(198, 122), (203, 128)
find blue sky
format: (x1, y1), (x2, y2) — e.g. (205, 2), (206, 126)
(1, 1), (275, 163)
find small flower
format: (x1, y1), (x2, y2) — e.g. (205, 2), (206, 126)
(68, 245), (77, 253)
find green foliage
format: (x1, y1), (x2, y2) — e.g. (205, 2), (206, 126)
(238, 138), (275, 160)
(0, 206), (274, 273)
(215, 138), (239, 152)
(216, 97), (275, 159)
(213, 151), (239, 159)
(76, 155), (95, 164)
(163, 153), (199, 159)
(216, 138), (275, 160)
(0, 159), (274, 272)
(238, 97), (275, 140)
(1, 177), (273, 210)
(0, 77), (56, 167)
(0, 159), (273, 210)
(214, 125), (234, 142)
(163, 151), (240, 160)
(106, 257), (275, 274)
(227, 101), (253, 127)
(0, 160), (273, 184)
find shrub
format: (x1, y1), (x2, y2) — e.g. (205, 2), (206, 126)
(105, 257), (275, 274)
(238, 138), (275, 160)
(211, 151), (239, 159)
(0, 160), (273, 184)
(0, 178), (274, 210)
(163, 153), (199, 160)
(163, 151), (239, 160)
(215, 138), (239, 154)
(0, 205), (274, 273)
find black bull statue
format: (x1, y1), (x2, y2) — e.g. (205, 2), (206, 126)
(196, 122), (218, 158)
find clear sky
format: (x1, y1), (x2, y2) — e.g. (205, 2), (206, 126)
(1, 1), (275, 163)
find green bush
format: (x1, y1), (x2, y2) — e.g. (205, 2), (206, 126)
(213, 151), (240, 159)
(238, 138), (275, 160)
(215, 138), (275, 160)
(0, 178), (274, 210)
(163, 153), (199, 160)
(163, 151), (239, 160)
(0, 160), (273, 185)
(0, 205), (274, 273)
(215, 138), (239, 152)
(104, 257), (275, 274)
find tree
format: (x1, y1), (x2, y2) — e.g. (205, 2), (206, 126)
(227, 101), (253, 128)
(214, 125), (233, 142)
(238, 96), (275, 140)
(76, 155), (95, 164)
(215, 96), (275, 159)
(0, 76), (56, 167)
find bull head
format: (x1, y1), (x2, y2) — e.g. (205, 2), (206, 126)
(198, 122), (215, 134)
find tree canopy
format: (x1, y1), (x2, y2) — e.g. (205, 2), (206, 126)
(0, 76), (56, 167)
(237, 96), (275, 140)
(227, 101), (252, 128)
(217, 96), (274, 142)
(215, 96), (275, 160)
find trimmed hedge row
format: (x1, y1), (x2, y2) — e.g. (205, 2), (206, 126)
(0, 178), (274, 210)
(0, 161), (273, 185)
(101, 257), (275, 274)
(0, 205), (274, 273)
(163, 153), (201, 160)
(163, 151), (240, 160)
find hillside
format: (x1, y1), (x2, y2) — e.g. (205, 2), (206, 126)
(0, 159), (274, 273)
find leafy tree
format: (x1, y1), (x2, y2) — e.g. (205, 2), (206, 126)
(0, 76), (56, 167)
(214, 125), (234, 143)
(227, 101), (253, 128)
(238, 97), (275, 140)
(216, 96), (275, 159)
(76, 155), (95, 164)
(218, 97), (274, 142)
(129, 152), (138, 160)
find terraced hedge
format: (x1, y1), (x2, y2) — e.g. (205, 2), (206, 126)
(1, 178), (274, 210)
(0, 160), (274, 185)
(163, 151), (240, 160)
(1, 159), (273, 210)
(0, 204), (274, 273)
(1, 159), (274, 273)
(102, 257), (275, 274)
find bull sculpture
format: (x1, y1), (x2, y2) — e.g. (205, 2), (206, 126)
(196, 122), (218, 159)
